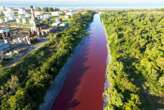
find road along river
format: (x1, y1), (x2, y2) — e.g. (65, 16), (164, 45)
(52, 14), (108, 110)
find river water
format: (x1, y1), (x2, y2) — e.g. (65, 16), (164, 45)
(52, 14), (107, 110)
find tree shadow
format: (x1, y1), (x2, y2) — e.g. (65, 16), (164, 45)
(117, 56), (146, 86)
(142, 93), (164, 110)
(118, 56), (164, 110)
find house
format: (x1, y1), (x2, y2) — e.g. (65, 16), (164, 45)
(64, 15), (70, 19)
(43, 14), (51, 19)
(0, 28), (11, 43)
(38, 14), (50, 20)
(0, 42), (10, 54)
(59, 23), (67, 27)
(22, 18), (28, 24)
(4, 8), (15, 19)
(56, 17), (62, 23)
(0, 28), (10, 33)
(34, 11), (43, 16)
(51, 11), (60, 16)
(3, 8), (16, 22)
(51, 17), (62, 26)
(0, 19), (4, 23)
(52, 22), (60, 26)
(8, 16), (15, 21)
(25, 13), (30, 18)
(16, 18), (21, 23)
(65, 10), (73, 16)
(66, 12), (73, 16)
(0, 7), (4, 16)
(18, 8), (27, 15)
(4, 18), (9, 22)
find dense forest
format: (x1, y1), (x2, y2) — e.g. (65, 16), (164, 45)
(0, 11), (94, 110)
(101, 10), (164, 110)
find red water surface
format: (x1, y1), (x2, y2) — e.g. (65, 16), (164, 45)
(52, 14), (107, 110)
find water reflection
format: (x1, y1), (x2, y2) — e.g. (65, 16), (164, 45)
(52, 14), (107, 110)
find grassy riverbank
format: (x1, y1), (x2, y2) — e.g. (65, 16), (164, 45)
(101, 10), (164, 110)
(0, 11), (94, 110)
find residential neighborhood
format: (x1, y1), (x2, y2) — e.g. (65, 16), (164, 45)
(0, 6), (74, 66)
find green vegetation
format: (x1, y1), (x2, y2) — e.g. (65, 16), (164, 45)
(101, 10), (164, 110)
(0, 11), (94, 110)
(43, 7), (55, 12)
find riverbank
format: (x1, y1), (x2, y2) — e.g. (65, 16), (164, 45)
(101, 10), (164, 110)
(39, 31), (91, 110)
(100, 17), (112, 108)
(0, 11), (94, 110)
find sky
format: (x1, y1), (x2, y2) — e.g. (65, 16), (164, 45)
(0, 0), (164, 8)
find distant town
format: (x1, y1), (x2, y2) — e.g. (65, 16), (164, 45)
(0, 6), (75, 66)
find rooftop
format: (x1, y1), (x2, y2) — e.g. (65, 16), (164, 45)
(0, 42), (10, 52)
(0, 28), (10, 33)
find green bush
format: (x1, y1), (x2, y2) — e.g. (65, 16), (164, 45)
(0, 11), (94, 110)
(101, 10), (164, 110)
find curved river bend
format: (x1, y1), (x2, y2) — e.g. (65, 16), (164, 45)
(52, 14), (107, 110)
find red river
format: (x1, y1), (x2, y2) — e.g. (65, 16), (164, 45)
(52, 14), (107, 110)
